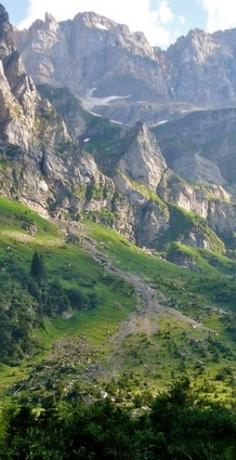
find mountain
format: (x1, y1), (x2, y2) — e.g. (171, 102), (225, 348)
(15, 12), (170, 126)
(166, 28), (236, 107)
(0, 6), (235, 454)
(15, 12), (236, 125)
(0, 6), (228, 254)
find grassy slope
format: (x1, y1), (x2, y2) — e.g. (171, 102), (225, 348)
(87, 222), (236, 308)
(0, 198), (135, 397)
(167, 242), (236, 275)
(86, 222), (236, 400)
(0, 198), (235, 405)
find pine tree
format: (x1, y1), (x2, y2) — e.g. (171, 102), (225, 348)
(30, 251), (47, 281)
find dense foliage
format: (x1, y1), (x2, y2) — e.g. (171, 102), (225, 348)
(0, 199), (235, 460)
(1, 379), (235, 460)
(0, 252), (98, 364)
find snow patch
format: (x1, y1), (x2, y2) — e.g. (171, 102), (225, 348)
(150, 120), (168, 127)
(111, 119), (123, 125)
(88, 110), (103, 118)
(95, 23), (109, 31)
(82, 87), (132, 112)
(157, 119), (168, 126)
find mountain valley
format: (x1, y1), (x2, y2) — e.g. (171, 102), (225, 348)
(0, 4), (235, 458)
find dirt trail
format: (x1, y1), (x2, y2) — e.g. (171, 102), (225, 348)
(82, 237), (203, 342)
(54, 218), (204, 338)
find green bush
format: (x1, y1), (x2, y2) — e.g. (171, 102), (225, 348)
(1, 379), (235, 460)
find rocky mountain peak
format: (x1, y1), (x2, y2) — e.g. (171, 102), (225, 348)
(118, 122), (167, 190)
(134, 122), (157, 144)
(71, 11), (155, 60)
(0, 4), (38, 146)
(27, 12), (59, 36)
(0, 4), (15, 59)
(74, 11), (114, 31)
(168, 28), (218, 64)
(15, 8), (236, 122)
(44, 12), (59, 32)
(213, 27), (236, 46)
(133, 121), (148, 136)
(15, 9), (163, 119)
(188, 28), (208, 39)
(45, 12), (57, 24)
(0, 2), (235, 260)
(0, 6), (72, 150)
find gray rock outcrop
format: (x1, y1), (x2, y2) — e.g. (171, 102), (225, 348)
(16, 12), (236, 124)
(0, 4), (235, 254)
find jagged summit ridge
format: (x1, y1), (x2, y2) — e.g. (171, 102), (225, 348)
(15, 10), (167, 125)
(73, 11), (114, 30)
(0, 4), (235, 253)
(15, 9), (236, 124)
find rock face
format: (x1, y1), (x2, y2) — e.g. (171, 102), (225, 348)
(16, 12), (170, 125)
(166, 29), (236, 107)
(16, 12), (236, 124)
(154, 108), (236, 185)
(118, 123), (167, 190)
(0, 5), (38, 147)
(1, 4), (236, 255)
(0, 5), (114, 219)
(172, 154), (226, 186)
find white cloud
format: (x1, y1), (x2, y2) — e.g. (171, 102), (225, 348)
(178, 14), (186, 25)
(200, 0), (236, 32)
(19, 0), (175, 47)
(155, 0), (174, 25)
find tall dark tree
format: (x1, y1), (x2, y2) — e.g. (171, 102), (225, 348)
(30, 251), (47, 282)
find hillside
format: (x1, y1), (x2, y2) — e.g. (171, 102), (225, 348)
(0, 3), (235, 458)
(0, 196), (235, 458)
(0, 197), (235, 403)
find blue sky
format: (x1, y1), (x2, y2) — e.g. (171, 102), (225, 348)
(3, 0), (236, 48)
(4, 0), (29, 23)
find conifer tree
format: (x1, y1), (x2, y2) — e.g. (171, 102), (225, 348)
(30, 251), (47, 281)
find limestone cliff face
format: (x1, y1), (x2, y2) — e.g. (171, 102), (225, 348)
(158, 172), (210, 219)
(16, 12), (236, 124)
(118, 123), (167, 190)
(0, 5), (38, 148)
(172, 154), (226, 187)
(0, 6), (114, 219)
(157, 170), (236, 242)
(166, 29), (236, 107)
(0, 5), (236, 255)
(208, 201), (236, 237)
(153, 108), (236, 242)
(0, 5), (70, 151)
(16, 12), (169, 126)
(155, 108), (236, 185)
(113, 173), (170, 247)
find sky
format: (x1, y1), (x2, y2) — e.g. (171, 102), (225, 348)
(3, 0), (236, 48)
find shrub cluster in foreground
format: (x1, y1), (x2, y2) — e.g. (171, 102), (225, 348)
(1, 379), (235, 459)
